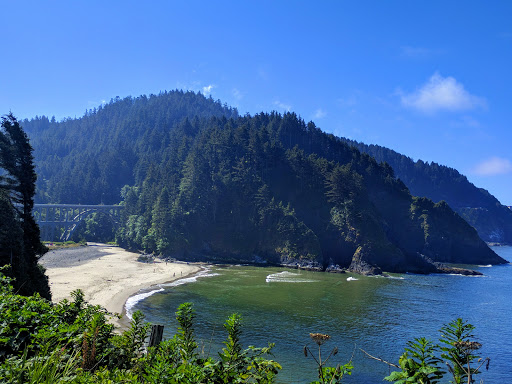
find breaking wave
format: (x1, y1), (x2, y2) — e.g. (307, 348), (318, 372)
(265, 271), (317, 283)
(125, 268), (219, 318)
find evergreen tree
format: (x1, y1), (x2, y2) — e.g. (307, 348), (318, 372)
(0, 114), (50, 298)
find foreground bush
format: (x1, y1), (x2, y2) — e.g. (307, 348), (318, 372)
(0, 271), (280, 383)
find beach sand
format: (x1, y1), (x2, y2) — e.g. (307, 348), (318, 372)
(39, 243), (201, 327)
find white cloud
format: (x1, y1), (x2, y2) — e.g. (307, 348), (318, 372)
(401, 72), (486, 113)
(473, 157), (512, 176)
(273, 100), (292, 112)
(202, 84), (215, 95)
(314, 108), (326, 119)
(87, 99), (107, 107)
(176, 80), (201, 93)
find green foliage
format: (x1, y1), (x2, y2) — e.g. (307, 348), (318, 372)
(0, 344), (79, 384)
(175, 303), (197, 362)
(381, 319), (487, 384)
(135, 302), (281, 384)
(221, 313), (243, 363)
(210, 311), (281, 383)
(310, 364), (353, 384)
(0, 277), (115, 371)
(304, 334), (353, 384)
(0, 275), (281, 383)
(439, 318), (485, 384)
(71, 212), (116, 244)
(110, 311), (151, 370)
(384, 338), (443, 384)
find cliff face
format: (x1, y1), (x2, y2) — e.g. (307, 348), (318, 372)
(413, 200), (504, 265)
(327, 190), (506, 275)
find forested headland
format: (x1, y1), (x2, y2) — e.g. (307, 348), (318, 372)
(342, 138), (512, 245)
(21, 91), (506, 274)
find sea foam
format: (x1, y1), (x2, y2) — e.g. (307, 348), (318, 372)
(265, 271), (317, 283)
(125, 268), (219, 318)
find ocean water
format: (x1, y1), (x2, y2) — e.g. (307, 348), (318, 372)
(131, 246), (512, 383)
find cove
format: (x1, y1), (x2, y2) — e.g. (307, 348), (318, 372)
(131, 246), (512, 383)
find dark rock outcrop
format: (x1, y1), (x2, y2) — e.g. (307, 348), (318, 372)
(348, 246), (382, 276)
(434, 264), (483, 276)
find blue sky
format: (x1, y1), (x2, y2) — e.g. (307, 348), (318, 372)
(2, 1), (511, 204)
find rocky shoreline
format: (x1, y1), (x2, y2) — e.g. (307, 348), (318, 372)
(278, 256), (483, 276)
(159, 247), (488, 277)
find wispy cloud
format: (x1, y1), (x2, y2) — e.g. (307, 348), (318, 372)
(473, 157), (512, 176)
(202, 84), (215, 95)
(400, 72), (486, 113)
(176, 80), (201, 92)
(314, 108), (326, 119)
(273, 100), (292, 112)
(87, 99), (107, 107)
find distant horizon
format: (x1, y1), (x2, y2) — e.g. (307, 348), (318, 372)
(2, 1), (511, 204)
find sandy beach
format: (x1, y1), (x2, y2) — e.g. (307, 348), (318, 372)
(39, 243), (201, 326)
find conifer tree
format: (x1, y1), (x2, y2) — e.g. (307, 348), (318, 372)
(0, 113), (49, 298)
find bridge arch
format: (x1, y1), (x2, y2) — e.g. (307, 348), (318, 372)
(34, 204), (123, 241)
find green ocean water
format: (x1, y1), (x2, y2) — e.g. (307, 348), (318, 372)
(130, 246), (512, 383)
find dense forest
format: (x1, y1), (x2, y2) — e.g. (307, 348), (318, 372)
(22, 91), (506, 274)
(342, 138), (512, 244)
(24, 91), (238, 204)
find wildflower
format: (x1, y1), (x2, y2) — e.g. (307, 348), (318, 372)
(454, 341), (482, 352)
(310, 333), (330, 346)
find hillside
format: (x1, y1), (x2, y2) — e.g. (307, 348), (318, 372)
(342, 139), (512, 244)
(22, 92), (506, 274)
(23, 91), (238, 204)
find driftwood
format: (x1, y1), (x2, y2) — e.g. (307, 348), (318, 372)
(359, 348), (399, 368)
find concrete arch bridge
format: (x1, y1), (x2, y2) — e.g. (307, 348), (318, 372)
(34, 204), (123, 241)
